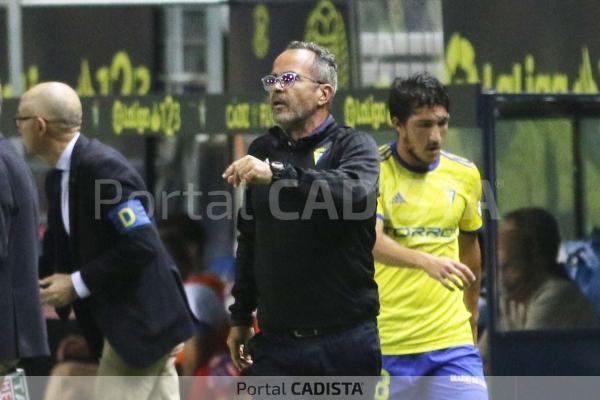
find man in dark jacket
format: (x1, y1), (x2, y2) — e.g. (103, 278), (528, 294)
(17, 81), (194, 399)
(0, 83), (49, 375)
(223, 41), (381, 376)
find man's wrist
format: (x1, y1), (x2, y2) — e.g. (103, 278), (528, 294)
(415, 251), (433, 271)
(71, 271), (91, 299)
(268, 160), (286, 182)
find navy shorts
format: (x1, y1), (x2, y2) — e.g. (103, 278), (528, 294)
(376, 345), (488, 400)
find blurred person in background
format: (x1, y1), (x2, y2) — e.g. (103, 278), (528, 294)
(0, 81), (49, 376)
(479, 207), (599, 373)
(159, 215), (231, 377)
(496, 207), (598, 330)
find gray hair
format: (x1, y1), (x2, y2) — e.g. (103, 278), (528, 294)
(286, 41), (338, 94)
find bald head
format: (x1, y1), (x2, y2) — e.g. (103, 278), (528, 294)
(21, 82), (82, 133)
(18, 82), (82, 164)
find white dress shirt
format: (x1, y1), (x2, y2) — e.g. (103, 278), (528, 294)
(55, 132), (91, 299)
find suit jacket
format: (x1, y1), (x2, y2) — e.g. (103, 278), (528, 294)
(0, 136), (49, 360)
(40, 135), (194, 367)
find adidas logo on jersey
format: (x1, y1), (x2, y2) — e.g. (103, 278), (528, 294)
(392, 192), (405, 204)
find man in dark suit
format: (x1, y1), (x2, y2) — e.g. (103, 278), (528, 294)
(0, 83), (49, 375)
(17, 81), (194, 399)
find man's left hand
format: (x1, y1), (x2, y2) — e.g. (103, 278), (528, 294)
(222, 155), (273, 187)
(40, 274), (78, 308)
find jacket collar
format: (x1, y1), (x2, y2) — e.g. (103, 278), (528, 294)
(268, 114), (336, 150)
(55, 132), (80, 171)
(69, 134), (91, 172)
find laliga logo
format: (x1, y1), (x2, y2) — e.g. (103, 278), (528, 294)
(305, 0), (349, 88)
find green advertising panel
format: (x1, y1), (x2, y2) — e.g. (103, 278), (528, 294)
(1, 7), (157, 99)
(0, 86), (478, 138)
(229, 0), (351, 92)
(443, 0), (600, 93)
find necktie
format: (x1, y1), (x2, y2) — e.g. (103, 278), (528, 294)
(45, 168), (63, 232)
(45, 168), (72, 273)
(44, 168), (74, 320)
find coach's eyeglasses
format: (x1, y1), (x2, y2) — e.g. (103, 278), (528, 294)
(261, 71), (324, 92)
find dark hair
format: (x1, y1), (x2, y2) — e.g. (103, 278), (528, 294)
(158, 214), (206, 279)
(504, 207), (567, 279)
(56, 334), (93, 362)
(286, 40), (338, 93)
(388, 72), (449, 124)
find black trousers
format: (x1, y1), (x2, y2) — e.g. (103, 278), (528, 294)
(248, 319), (381, 376)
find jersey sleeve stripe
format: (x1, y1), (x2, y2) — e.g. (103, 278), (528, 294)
(459, 226), (485, 235)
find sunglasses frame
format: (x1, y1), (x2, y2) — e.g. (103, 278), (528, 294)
(261, 71), (323, 91)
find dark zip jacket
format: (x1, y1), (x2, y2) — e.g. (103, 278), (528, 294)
(229, 117), (380, 332)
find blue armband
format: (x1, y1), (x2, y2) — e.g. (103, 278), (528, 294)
(108, 199), (151, 233)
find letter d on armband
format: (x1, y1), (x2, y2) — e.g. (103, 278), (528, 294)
(118, 208), (137, 228)
(108, 199), (151, 234)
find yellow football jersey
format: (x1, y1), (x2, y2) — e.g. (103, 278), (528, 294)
(375, 142), (483, 355)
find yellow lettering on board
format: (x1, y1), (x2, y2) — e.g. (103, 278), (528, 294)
(445, 33), (479, 84)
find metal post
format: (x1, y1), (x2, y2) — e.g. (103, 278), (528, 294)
(479, 91), (499, 373)
(7, 0), (23, 95)
(347, 0), (361, 88)
(164, 5), (184, 94)
(572, 114), (585, 238)
(206, 4), (225, 94)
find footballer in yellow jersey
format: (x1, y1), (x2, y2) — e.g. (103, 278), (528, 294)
(374, 73), (487, 400)
(376, 143), (482, 353)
